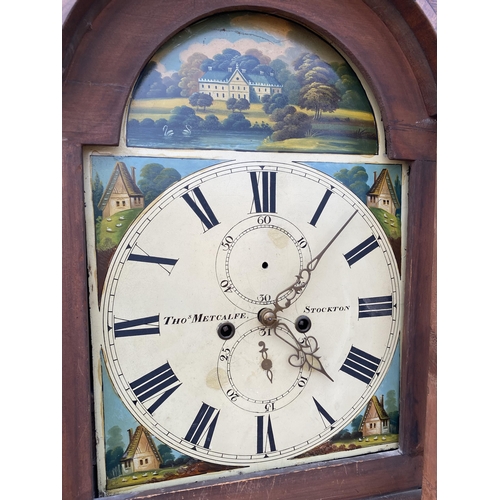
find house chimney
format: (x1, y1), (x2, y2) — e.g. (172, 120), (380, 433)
(374, 171), (377, 184)
(380, 394), (384, 408)
(131, 166), (136, 183)
(128, 429), (134, 442)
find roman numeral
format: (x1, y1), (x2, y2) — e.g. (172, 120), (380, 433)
(256, 414), (276, 455)
(313, 397), (335, 427)
(344, 235), (379, 266)
(114, 315), (160, 337)
(182, 187), (220, 231)
(129, 361), (182, 414)
(340, 346), (381, 384)
(250, 171), (277, 213)
(309, 189), (333, 227)
(128, 245), (178, 274)
(184, 403), (220, 449)
(358, 295), (393, 318)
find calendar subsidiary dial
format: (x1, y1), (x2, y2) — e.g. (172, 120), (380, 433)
(101, 160), (401, 466)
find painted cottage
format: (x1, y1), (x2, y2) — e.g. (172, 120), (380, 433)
(198, 64), (282, 102)
(366, 169), (400, 216)
(359, 395), (390, 437)
(98, 161), (144, 218)
(120, 426), (162, 474)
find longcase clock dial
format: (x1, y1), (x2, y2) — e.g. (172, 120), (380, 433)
(101, 160), (400, 465)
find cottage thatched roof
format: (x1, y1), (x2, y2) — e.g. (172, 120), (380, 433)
(367, 168), (400, 209)
(97, 161), (143, 211)
(121, 425), (162, 463)
(358, 395), (390, 431)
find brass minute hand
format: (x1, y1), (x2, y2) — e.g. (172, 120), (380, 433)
(273, 210), (357, 315)
(258, 210), (357, 381)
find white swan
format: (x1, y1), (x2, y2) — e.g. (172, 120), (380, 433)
(182, 124), (192, 136)
(163, 125), (174, 137)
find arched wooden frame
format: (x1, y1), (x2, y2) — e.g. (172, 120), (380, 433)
(62, 1), (436, 499)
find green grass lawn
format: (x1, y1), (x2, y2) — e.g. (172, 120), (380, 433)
(129, 98), (375, 126)
(97, 208), (143, 251)
(370, 208), (401, 240)
(107, 469), (173, 489)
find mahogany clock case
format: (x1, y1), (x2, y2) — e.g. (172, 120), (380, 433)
(62, 1), (436, 499)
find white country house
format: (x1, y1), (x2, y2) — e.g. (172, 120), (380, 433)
(198, 64), (283, 102)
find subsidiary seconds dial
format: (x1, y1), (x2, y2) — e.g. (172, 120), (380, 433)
(101, 160), (401, 466)
(216, 215), (311, 310)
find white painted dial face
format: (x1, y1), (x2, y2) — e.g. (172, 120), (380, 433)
(101, 160), (400, 466)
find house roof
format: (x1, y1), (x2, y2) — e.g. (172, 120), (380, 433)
(199, 67), (282, 88)
(121, 425), (162, 463)
(367, 168), (400, 209)
(358, 395), (390, 430)
(97, 161), (143, 210)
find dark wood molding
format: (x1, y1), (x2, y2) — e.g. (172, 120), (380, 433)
(95, 452), (423, 500)
(62, 2), (436, 499)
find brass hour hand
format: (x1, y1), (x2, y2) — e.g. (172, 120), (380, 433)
(257, 309), (334, 382)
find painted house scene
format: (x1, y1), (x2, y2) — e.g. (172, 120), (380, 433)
(102, 344), (400, 491)
(120, 426), (162, 477)
(90, 156), (403, 298)
(98, 161), (144, 219)
(126, 11), (378, 154)
(359, 395), (391, 438)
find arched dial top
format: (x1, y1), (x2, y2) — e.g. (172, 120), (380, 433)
(101, 160), (401, 466)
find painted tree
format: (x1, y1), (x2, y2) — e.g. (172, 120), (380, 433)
(178, 52), (206, 97)
(245, 48), (271, 65)
(92, 171), (104, 219)
(105, 425), (125, 478)
(138, 163), (181, 206)
(334, 166), (370, 201)
(298, 82), (341, 119)
(385, 389), (399, 433)
(223, 112), (251, 130)
(158, 443), (175, 466)
(332, 62), (372, 112)
(163, 72), (182, 98)
(233, 97), (250, 113)
(202, 114), (222, 131)
(270, 105), (312, 141)
(133, 61), (166, 98)
(262, 92), (289, 114)
(226, 97), (237, 112)
(188, 92), (214, 111)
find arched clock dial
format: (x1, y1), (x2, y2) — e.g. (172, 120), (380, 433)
(101, 160), (401, 466)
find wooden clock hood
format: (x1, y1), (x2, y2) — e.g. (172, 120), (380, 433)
(62, 1), (436, 499)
